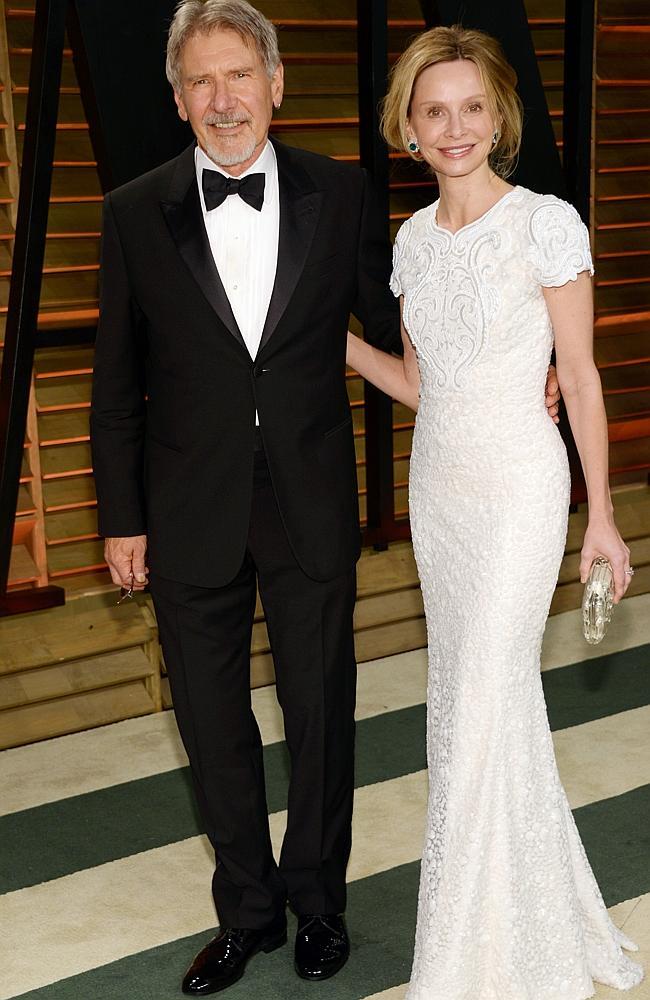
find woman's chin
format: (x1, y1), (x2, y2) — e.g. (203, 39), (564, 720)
(430, 156), (488, 180)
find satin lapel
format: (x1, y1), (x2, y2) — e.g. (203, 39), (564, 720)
(160, 146), (246, 351)
(259, 143), (322, 352)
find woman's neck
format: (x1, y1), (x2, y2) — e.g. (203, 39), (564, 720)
(434, 168), (513, 233)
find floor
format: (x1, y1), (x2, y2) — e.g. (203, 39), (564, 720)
(0, 595), (648, 999)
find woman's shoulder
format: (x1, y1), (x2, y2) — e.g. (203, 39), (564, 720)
(394, 201), (436, 246)
(513, 186), (585, 230)
(514, 188), (593, 284)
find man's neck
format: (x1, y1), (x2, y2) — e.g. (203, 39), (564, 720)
(198, 137), (269, 178)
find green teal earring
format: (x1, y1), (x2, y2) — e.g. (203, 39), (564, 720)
(408, 139), (419, 153)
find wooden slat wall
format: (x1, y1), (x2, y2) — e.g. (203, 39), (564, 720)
(3, 4), (102, 330)
(0, 0), (48, 590)
(594, 1), (650, 486)
(2, 1), (648, 593)
(1, 2), (103, 592)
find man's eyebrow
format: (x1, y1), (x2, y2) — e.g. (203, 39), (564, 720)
(185, 64), (256, 82)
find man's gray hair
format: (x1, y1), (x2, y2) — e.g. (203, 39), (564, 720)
(166, 0), (281, 93)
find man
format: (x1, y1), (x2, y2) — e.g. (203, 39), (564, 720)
(91, 1), (398, 993)
(91, 1), (561, 994)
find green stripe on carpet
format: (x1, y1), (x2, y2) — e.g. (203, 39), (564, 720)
(574, 784), (650, 908)
(542, 643), (650, 732)
(1, 642), (649, 895)
(0, 706), (426, 894)
(0, 865), (420, 1000)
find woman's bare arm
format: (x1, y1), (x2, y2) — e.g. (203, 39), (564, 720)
(347, 302), (420, 412)
(546, 271), (631, 601)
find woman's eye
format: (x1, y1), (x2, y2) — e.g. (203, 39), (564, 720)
(427, 108), (442, 117)
(467, 104), (482, 113)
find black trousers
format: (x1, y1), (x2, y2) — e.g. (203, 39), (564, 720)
(149, 441), (357, 929)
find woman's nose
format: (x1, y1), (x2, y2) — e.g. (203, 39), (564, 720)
(445, 113), (466, 138)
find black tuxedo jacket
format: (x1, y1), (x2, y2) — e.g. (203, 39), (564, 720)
(91, 138), (400, 587)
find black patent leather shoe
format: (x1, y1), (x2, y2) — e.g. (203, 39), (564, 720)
(294, 914), (350, 981)
(182, 917), (287, 995)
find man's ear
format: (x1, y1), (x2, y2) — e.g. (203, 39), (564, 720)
(174, 90), (189, 123)
(271, 61), (284, 108)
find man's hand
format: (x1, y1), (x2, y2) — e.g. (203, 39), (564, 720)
(545, 364), (561, 424)
(105, 535), (149, 591)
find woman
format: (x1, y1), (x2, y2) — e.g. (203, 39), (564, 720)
(347, 25), (643, 1000)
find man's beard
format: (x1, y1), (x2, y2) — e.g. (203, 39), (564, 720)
(202, 116), (258, 168)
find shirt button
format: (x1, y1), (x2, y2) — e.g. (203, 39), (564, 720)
(233, 285), (238, 291)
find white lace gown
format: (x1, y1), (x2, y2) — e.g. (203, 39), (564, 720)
(390, 186), (644, 1000)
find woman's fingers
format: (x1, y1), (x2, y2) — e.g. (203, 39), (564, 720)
(581, 538), (631, 605)
(621, 551), (634, 601)
(612, 563), (626, 603)
(611, 548), (631, 604)
(579, 552), (593, 585)
(546, 364), (559, 395)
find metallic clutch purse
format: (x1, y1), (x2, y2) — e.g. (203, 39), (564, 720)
(582, 556), (614, 645)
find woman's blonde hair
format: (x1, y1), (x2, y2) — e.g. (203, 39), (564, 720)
(381, 25), (523, 178)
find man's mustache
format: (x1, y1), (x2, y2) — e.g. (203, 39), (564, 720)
(203, 114), (252, 126)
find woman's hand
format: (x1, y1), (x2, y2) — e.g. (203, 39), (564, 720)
(545, 364), (561, 424)
(580, 517), (632, 604)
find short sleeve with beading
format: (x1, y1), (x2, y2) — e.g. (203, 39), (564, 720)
(389, 218), (413, 298)
(527, 195), (594, 287)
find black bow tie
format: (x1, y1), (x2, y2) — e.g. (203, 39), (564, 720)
(201, 169), (265, 212)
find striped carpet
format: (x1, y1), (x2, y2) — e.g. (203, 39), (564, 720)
(1, 595), (649, 1000)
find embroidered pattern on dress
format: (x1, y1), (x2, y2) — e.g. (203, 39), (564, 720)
(527, 199), (594, 287)
(402, 221), (502, 390)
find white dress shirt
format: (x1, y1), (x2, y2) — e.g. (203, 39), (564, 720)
(195, 141), (280, 363)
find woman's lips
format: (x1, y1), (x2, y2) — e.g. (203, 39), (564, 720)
(438, 144), (475, 158)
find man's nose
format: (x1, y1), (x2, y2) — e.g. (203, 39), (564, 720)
(210, 82), (236, 112)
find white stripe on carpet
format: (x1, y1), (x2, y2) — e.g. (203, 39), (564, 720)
(0, 647), (428, 816)
(555, 705), (650, 809)
(540, 593), (650, 672)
